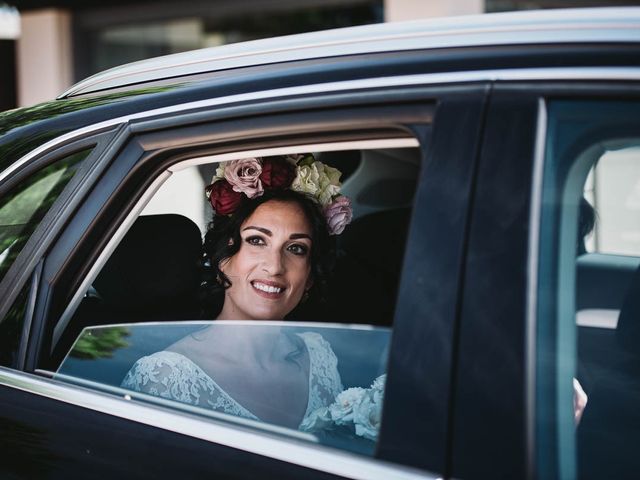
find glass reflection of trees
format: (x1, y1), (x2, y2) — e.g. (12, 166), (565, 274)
(0, 149), (90, 283)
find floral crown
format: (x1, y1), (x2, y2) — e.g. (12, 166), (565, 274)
(205, 154), (352, 235)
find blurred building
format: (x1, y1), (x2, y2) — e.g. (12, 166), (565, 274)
(4, 0), (640, 108)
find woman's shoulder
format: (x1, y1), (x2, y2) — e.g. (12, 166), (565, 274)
(297, 331), (343, 397)
(297, 331), (332, 351)
(128, 350), (195, 370)
(121, 350), (210, 390)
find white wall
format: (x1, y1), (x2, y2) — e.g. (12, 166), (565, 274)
(16, 8), (72, 107)
(0, 6), (20, 40)
(384, 0), (483, 21)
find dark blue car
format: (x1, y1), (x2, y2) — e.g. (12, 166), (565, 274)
(1, 7), (640, 479)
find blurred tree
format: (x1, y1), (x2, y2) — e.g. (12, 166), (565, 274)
(70, 327), (131, 360)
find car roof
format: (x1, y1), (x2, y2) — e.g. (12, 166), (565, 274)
(61, 7), (640, 98)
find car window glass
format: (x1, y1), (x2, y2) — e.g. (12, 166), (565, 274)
(0, 149), (91, 283)
(57, 322), (389, 454)
(537, 99), (640, 479)
(583, 146), (640, 256)
(50, 145), (420, 457)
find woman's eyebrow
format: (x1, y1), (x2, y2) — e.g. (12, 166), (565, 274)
(290, 233), (312, 240)
(242, 226), (272, 236)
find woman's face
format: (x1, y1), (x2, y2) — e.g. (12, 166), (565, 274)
(218, 200), (314, 320)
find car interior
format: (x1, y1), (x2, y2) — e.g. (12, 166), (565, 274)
(572, 143), (640, 477)
(53, 145), (422, 368)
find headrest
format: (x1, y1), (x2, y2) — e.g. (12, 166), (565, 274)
(93, 214), (202, 313)
(339, 208), (412, 283)
(616, 265), (640, 353)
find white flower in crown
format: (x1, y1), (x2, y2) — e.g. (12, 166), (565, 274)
(211, 163), (226, 183)
(291, 161), (341, 207)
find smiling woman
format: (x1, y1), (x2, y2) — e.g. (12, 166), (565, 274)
(55, 143), (417, 457)
(205, 188), (334, 321)
(121, 155), (352, 433)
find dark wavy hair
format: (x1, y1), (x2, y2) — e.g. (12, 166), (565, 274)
(200, 189), (335, 317)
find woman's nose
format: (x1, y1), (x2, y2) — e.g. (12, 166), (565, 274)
(262, 249), (285, 275)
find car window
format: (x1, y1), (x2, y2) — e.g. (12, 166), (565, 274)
(583, 146), (640, 256)
(57, 321), (390, 454)
(50, 144), (420, 458)
(536, 99), (640, 479)
(0, 148), (91, 283)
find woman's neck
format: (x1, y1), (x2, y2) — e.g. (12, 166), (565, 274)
(200, 323), (284, 368)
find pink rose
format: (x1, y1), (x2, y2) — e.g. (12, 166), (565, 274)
(324, 195), (352, 235)
(206, 180), (243, 215)
(224, 158), (264, 198)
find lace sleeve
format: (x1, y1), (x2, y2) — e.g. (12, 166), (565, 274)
(121, 351), (213, 407)
(299, 332), (344, 413)
(121, 351), (258, 420)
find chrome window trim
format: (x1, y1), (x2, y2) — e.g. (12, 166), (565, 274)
(61, 7), (640, 97)
(0, 367), (438, 480)
(5, 66), (640, 188)
(526, 98), (547, 479)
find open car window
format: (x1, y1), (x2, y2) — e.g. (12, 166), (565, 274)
(47, 141), (421, 458)
(57, 321), (390, 455)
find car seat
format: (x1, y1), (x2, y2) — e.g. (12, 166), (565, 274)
(291, 208), (411, 326)
(55, 214), (203, 364)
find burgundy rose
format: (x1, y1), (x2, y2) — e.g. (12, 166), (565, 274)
(260, 157), (296, 189)
(206, 180), (243, 215)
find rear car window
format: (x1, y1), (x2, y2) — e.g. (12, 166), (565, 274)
(0, 148), (91, 282)
(536, 99), (640, 479)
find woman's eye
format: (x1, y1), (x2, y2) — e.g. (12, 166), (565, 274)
(245, 236), (265, 246)
(287, 244), (309, 256)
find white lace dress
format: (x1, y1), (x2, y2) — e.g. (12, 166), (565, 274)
(121, 332), (343, 430)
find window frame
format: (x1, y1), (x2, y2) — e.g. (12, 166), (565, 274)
(4, 81), (487, 478)
(0, 127), (125, 370)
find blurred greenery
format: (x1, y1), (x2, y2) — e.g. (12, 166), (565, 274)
(70, 327), (131, 360)
(0, 149), (90, 283)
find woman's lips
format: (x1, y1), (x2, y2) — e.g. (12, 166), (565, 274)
(251, 280), (286, 299)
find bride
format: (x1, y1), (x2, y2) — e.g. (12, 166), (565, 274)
(122, 154), (353, 431)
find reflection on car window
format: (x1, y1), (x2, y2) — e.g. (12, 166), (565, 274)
(0, 148), (91, 283)
(58, 322), (390, 455)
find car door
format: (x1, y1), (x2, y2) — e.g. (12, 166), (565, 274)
(454, 74), (640, 480)
(0, 75), (486, 478)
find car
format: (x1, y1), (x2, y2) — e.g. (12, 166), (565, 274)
(1, 6), (640, 479)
